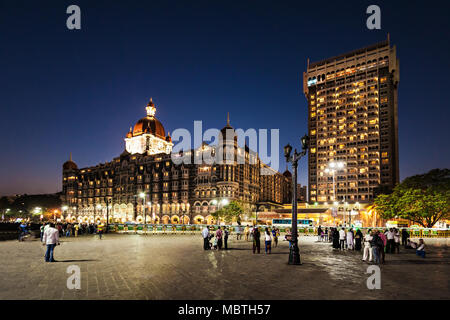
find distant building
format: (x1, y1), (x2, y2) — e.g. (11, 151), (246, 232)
(303, 38), (400, 204)
(62, 99), (290, 224)
(297, 184), (307, 203)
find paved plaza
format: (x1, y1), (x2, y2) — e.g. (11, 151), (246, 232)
(0, 233), (448, 300)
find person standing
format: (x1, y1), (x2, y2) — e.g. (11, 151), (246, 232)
(346, 228), (354, 250)
(317, 225), (323, 242)
(354, 229), (363, 251)
(401, 228), (409, 248)
(324, 227), (329, 242)
(216, 226), (223, 250)
(386, 228), (395, 253)
(244, 225), (249, 241)
(339, 227), (346, 250)
(224, 227), (229, 250)
(271, 227), (278, 248)
(40, 223), (46, 242)
(202, 226), (210, 250)
(42, 223), (60, 262)
(370, 230), (381, 264)
(362, 229), (373, 262)
(378, 230), (386, 263)
(252, 226), (261, 254)
(235, 225), (241, 240)
(332, 228), (340, 249)
(393, 228), (400, 253)
(18, 222), (28, 241)
(74, 223), (79, 237)
(264, 227), (272, 254)
(65, 224), (71, 237)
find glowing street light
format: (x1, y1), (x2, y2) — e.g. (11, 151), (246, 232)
(324, 161), (346, 202)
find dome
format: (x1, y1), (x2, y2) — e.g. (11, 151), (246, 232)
(63, 153), (78, 170)
(131, 98), (166, 139)
(63, 160), (78, 170)
(133, 117), (165, 138)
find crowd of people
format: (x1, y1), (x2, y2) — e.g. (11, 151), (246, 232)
(320, 226), (427, 263)
(201, 225), (281, 254)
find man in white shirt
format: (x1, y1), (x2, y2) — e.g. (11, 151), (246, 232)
(339, 228), (346, 250)
(386, 228), (395, 253)
(42, 223), (60, 262)
(202, 226), (210, 250)
(362, 229), (373, 262)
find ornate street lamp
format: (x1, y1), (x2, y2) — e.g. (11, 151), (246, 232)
(284, 134), (309, 265)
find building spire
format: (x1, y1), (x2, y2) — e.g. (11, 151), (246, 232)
(69, 152), (72, 161)
(146, 98), (156, 117)
(227, 112), (230, 126)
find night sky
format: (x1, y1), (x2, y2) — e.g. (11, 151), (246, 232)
(1, 0), (449, 195)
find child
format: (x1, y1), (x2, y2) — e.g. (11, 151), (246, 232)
(213, 238), (218, 250)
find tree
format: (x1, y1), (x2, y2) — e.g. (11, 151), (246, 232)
(212, 201), (244, 224)
(373, 169), (450, 228)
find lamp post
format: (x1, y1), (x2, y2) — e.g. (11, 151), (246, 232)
(139, 192), (146, 224)
(324, 161), (345, 203)
(104, 197), (111, 233)
(284, 134), (309, 265)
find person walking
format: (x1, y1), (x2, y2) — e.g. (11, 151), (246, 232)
(224, 227), (229, 250)
(97, 223), (104, 239)
(271, 227), (278, 248)
(346, 228), (354, 250)
(339, 227), (346, 250)
(354, 229), (363, 251)
(202, 226), (210, 250)
(264, 227), (272, 254)
(216, 226), (223, 250)
(42, 223), (60, 262)
(362, 229), (373, 262)
(252, 226), (261, 254)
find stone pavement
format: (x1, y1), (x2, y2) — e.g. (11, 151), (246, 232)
(0, 234), (448, 300)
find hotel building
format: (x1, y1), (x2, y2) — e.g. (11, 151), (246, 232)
(303, 39), (399, 205)
(62, 99), (290, 224)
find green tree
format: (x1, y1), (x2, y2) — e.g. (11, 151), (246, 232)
(212, 201), (244, 224)
(373, 169), (450, 227)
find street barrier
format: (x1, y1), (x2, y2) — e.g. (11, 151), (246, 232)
(105, 224), (450, 238)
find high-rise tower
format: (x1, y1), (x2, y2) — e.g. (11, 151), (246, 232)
(303, 39), (399, 204)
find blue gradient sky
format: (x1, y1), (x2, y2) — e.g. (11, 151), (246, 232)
(1, 0), (449, 195)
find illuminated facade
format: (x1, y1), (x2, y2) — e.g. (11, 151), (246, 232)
(62, 99), (290, 224)
(303, 39), (399, 204)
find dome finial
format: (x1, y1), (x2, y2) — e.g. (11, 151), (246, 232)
(227, 112), (230, 126)
(146, 98), (156, 117)
(69, 152), (72, 161)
